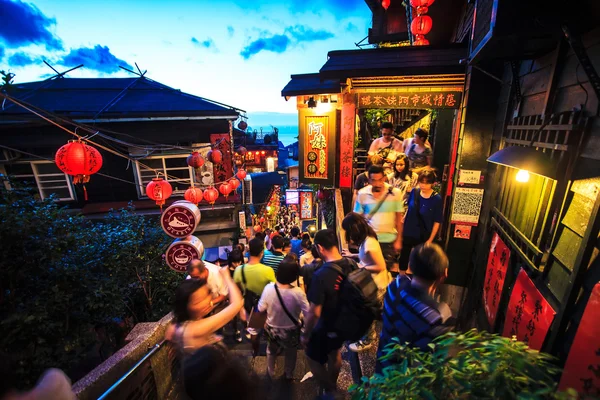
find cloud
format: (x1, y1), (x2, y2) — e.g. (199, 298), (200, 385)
(346, 22), (359, 33)
(232, 0), (365, 15)
(0, 0), (63, 50)
(240, 25), (334, 59)
(191, 37), (218, 51)
(227, 26), (235, 37)
(57, 45), (132, 74)
(0, 47), (4, 62)
(7, 51), (42, 67)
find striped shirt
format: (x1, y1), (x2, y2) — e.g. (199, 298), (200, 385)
(262, 249), (285, 272)
(376, 275), (454, 372)
(354, 184), (404, 243)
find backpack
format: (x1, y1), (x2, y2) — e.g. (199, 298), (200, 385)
(326, 262), (380, 342)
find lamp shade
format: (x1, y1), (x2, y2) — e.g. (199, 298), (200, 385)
(487, 146), (557, 179)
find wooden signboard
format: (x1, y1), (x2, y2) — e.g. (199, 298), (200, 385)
(357, 91), (462, 109)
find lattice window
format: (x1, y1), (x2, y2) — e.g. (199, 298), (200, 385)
(5, 161), (75, 201)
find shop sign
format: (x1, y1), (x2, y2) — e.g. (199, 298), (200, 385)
(303, 116), (329, 180)
(239, 211), (246, 231)
(502, 269), (556, 350)
(559, 283), (600, 394)
(210, 133), (233, 183)
(160, 201), (201, 238)
(453, 225), (472, 239)
(357, 90), (462, 109)
(339, 96), (355, 188)
(300, 191), (313, 219)
(286, 190), (299, 205)
(482, 232), (510, 327)
(165, 235), (205, 272)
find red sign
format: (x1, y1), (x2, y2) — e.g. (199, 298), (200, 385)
(210, 133), (233, 183)
(160, 201), (201, 238)
(502, 269), (556, 350)
(357, 90), (462, 109)
(559, 283), (600, 394)
(300, 191), (313, 219)
(165, 235), (204, 272)
(339, 95), (355, 188)
(304, 116), (329, 180)
(482, 232), (510, 327)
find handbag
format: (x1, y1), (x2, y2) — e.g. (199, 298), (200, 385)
(241, 264), (267, 330)
(274, 284), (304, 328)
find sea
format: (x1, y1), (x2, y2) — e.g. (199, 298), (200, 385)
(251, 125), (298, 147)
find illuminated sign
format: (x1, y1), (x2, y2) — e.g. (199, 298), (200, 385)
(300, 191), (313, 219)
(357, 90), (462, 109)
(286, 190), (299, 205)
(339, 95), (355, 188)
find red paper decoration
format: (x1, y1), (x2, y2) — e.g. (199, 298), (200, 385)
(411, 15), (432, 36)
(203, 187), (219, 205)
(207, 149), (223, 164)
(219, 182), (232, 198)
(186, 152), (205, 169)
(381, 0), (390, 9)
(55, 140), (103, 184)
(236, 169), (247, 180)
(184, 187), (203, 205)
(229, 178), (240, 190)
(413, 34), (430, 46)
(410, 0), (434, 7)
(238, 120), (248, 131)
(146, 177), (173, 207)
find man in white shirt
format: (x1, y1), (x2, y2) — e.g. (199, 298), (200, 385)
(368, 122), (403, 175)
(187, 259), (228, 312)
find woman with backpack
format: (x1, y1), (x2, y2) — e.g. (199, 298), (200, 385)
(399, 169), (443, 272)
(257, 259), (309, 380)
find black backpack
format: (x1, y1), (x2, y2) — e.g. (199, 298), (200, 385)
(326, 263), (380, 342)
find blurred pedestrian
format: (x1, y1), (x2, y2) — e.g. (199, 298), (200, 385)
(403, 128), (433, 171)
(187, 259), (228, 312)
(388, 153), (417, 202)
(262, 235), (286, 272)
(368, 122), (403, 175)
(299, 237), (314, 267)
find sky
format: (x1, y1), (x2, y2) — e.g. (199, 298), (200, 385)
(0, 0), (371, 122)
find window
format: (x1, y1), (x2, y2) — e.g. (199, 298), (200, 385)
(5, 161), (76, 201)
(134, 154), (196, 198)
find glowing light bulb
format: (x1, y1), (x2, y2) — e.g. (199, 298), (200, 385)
(516, 169), (530, 183)
(266, 206), (272, 211)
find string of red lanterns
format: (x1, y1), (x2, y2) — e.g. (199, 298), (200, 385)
(410, 0), (434, 46)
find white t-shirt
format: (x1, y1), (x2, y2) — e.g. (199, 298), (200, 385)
(186, 262), (228, 298)
(299, 252), (314, 267)
(258, 283), (309, 329)
(359, 236), (391, 291)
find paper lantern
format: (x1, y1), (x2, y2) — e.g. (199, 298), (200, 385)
(238, 120), (248, 131)
(410, 0), (434, 7)
(382, 0), (390, 9)
(229, 178), (240, 190)
(184, 187), (203, 205)
(55, 140), (103, 184)
(416, 5), (428, 14)
(146, 177), (173, 207)
(219, 182), (233, 198)
(186, 152), (205, 169)
(413, 34), (430, 46)
(236, 169), (247, 180)
(207, 149), (223, 164)
(203, 187), (219, 205)
(237, 146), (247, 155)
(411, 15), (432, 36)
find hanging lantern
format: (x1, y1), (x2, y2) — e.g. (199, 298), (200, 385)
(413, 34), (430, 46)
(207, 149), (223, 164)
(203, 186), (219, 205)
(236, 169), (247, 180)
(229, 178), (240, 190)
(416, 5), (428, 14)
(411, 15), (432, 36)
(237, 146), (247, 155)
(184, 187), (204, 205)
(238, 120), (248, 131)
(381, 0), (390, 9)
(146, 177), (173, 208)
(410, 0), (434, 8)
(55, 140), (103, 184)
(219, 182), (233, 198)
(186, 152), (205, 169)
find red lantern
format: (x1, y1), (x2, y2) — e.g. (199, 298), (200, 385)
(410, 0), (434, 8)
(382, 0), (390, 9)
(238, 120), (248, 131)
(237, 146), (247, 155)
(413, 34), (430, 46)
(203, 187), (219, 205)
(229, 178), (240, 190)
(219, 182), (232, 198)
(236, 169), (247, 180)
(207, 149), (223, 164)
(416, 5), (428, 14)
(55, 140), (103, 184)
(186, 152), (205, 169)
(146, 177), (173, 208)
(411, 15), (432, 36)
(184, 187), (203, 205)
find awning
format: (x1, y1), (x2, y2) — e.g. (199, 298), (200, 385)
(281, 73), (343, 97)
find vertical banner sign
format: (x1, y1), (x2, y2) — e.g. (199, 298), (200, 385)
(210, 133), (233, 183)
(482, 232), (510, 327)
(559, 283), (600, 394)
(339, 95), (355, 188)
(304, 116), (329, 180)
(238, 211), (246, 231)
(502, 269), (556, 350)
(300, 191), (313, 219)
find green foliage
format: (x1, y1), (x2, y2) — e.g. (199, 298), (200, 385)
(350, 329), (577, 400)
(364, 109), (389, 139)
(0, 179), (182, 388)
(1, 70), (15, 90)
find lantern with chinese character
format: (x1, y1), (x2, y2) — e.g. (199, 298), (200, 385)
(238, 120), (248, 131)
(411, 15), (432, 36)
(219, 182), (232, 198)
(55, 140), (103, 184)
(146, 177), (173, 208)
(207, 149), (223, 164)
(381, 0), (390, 9)
(184, 187), (203, 205)
(186, 152), (205, 169)
(236, 169), (247, 180)
(203, 186), (219, 205)
(229, 178), (240, 190)
(410, 0), (434, 7)
(413, 35), (430, 46)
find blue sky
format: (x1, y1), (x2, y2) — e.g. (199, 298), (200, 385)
(0, 0), (371, 117)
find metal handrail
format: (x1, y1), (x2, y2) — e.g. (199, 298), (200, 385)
(97, 340), (167, 400)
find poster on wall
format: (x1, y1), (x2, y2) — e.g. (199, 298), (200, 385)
(300, 191), (313, 219)
(304, 116), (329, 181)
(357, 90), (462, 109)
(458, 170), (482, 185)
(195, 143), (214, 186)
(339, 95), (355, 188)
(210, 133), (233, 184)
(450, 187), (484, 226)
(454, 225), (472, 239)
(502, 269), (556, 350)
(559, 283), (600, 394)
(482, 232), (510, 327)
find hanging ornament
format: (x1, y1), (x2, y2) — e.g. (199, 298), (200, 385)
(410, 0), (434, 8)
(236, 169), (247, 180)
(381, 0), (390, 9)
(55, 140), (103, 184)
(219, 182), (233, 198)
(207, 149), (223, 164)
(203, 186), (219, 206)
(146, 177), (173, 208)
(186, 151), (205, 169)
(184, 187), (204, 205)
(411, 15), (432, 36)
(237, 146), (247, 155)
(238, 120), (248, 131)
(229, 178), (240, 190)
(413, 34), (430, 46)
(416, 5), (428, 14)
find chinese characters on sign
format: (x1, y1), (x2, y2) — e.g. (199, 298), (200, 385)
(559, 283), (600, 395)
(299, 191), (313, 219)
(339, 95), (355, 188)
(482, 233), (510, 327)
(502, 269), (556, 350)
(357, 91), (462, 109)
(304, 116), (329, 180)
(210, 134), (233, 182)
(458, 170), (482, 185)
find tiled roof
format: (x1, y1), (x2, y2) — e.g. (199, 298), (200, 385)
(281, 73), (342, 97)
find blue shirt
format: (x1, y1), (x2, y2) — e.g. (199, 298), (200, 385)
(290, 239), (302, 257)
(403, 190), (443, 240)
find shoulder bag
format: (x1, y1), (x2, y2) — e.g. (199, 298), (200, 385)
(274, 285), (304, 328)
(241, 264), (267, 330)
(366, 186), (395, 222)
